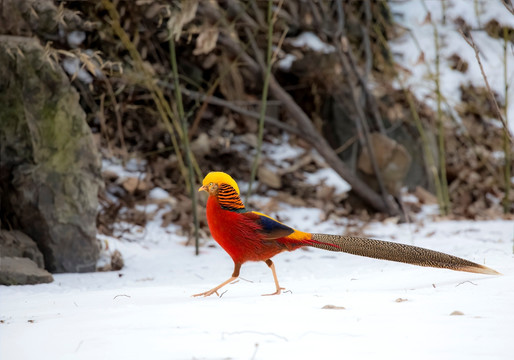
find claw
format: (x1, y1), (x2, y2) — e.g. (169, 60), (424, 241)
(192, 275), (238, 297)
(192, 290), (218, 297)
(261, 287), (285, 296)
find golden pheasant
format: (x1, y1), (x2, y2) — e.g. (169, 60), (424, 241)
(194, 171), (499, 297)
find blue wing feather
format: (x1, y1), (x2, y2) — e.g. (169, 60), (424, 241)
(242, 211), (294, 240)
(259, 215), (292, 233)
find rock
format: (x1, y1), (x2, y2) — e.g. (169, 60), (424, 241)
(258, 167), (282, 189)
(414, 186), (438, 205)
(0, 230), (45, 268)
(0, 36), (101, 273)
(358, 133), (412, 194)
(121, 177), (150, 194)
(190, 132), (211, 157)
(0, 257), (53, 285)
(324, 95), (432, 193)
(110, 250), (124, 271)
(97, 249), (124, 272)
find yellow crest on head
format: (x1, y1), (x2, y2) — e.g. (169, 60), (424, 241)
(202, 172), (240, 194)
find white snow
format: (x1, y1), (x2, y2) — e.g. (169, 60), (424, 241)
(278, 31), (335, 70)
(262, 133), (305, 166)
(389, 0), (514, 134)
(304, 167), (352, 195)
(102, 158), (147, 180)
(62, 57), (94, 84)
(290, 31), (335, 54)
(277, 53), (297, 71)
(1, 207), (513, 359)
(148, 187), (171, 200)
(67, 31), (86, 48)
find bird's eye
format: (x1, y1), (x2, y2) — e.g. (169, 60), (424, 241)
(209, 182), (213, 186)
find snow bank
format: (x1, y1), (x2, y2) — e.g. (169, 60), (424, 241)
(1, 212), (512, 359)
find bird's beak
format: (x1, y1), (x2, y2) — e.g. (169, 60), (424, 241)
(198, 185), (208, 192)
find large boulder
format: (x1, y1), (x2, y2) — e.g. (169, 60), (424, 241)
(0, 36), (101, 273)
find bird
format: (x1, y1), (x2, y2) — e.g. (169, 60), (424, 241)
(194, 171), (499, 297)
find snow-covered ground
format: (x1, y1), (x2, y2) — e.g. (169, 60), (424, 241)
(1, 204), (513, 359)
(2, 1), (514, 359)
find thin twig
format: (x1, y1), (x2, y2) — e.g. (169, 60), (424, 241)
(187, 80), (220, 142)
(502, 26), (511, 213)
(428, 1), (451, 214)
(246, 0), (276, 203)
(157, 81), (302, 136)
(98, 92), (113, 157)
(334, 1), (398, 214)
(504, 0), (514, 15)
(334, 1), (386, 134)
(101, 0), (190, 183)
(402, 22), (495, 175)
(374, 22), (445, 210)
(169, 38), (199, 256)
(459, 29), (512, 142)
(474, 0), (481, 28)
(113, 294), (131, 300)
(363, 0), (374, 82)
(104, 78), (127, 162)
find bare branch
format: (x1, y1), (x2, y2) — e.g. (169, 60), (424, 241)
(502, 0), (514, 15)
(459, 29), (512, 143)
(333, 1), (399, 215)
(157, 80), (302, 136)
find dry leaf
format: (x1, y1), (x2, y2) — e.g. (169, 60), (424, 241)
(167, 0), (199, 40)
(414, 51), (425, 65)
(122, 177), (149, 194)
(322, 304), (346, 310)
(415, 186), (438, 205)
(450, 310), (465, 316)
(193, 26), (219, 55)
(422, 12), (432, 25)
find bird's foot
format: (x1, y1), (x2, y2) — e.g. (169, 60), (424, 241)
(192, 276), (238, 297)
(192, 289), (219, 297)
(261, 287), (285, 296)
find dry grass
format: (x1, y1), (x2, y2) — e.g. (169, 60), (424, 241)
(5, 0), (511, 239)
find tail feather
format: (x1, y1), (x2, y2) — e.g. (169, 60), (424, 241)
(308, 233), (500, 275)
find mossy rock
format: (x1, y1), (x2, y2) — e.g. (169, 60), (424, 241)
(0, 36), (101, 273)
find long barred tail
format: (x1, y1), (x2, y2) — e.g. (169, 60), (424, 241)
(308, 233), (500, 275)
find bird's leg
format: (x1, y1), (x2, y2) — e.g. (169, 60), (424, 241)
(262, 259), (285, 296)
(193, 263), (241, 297)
